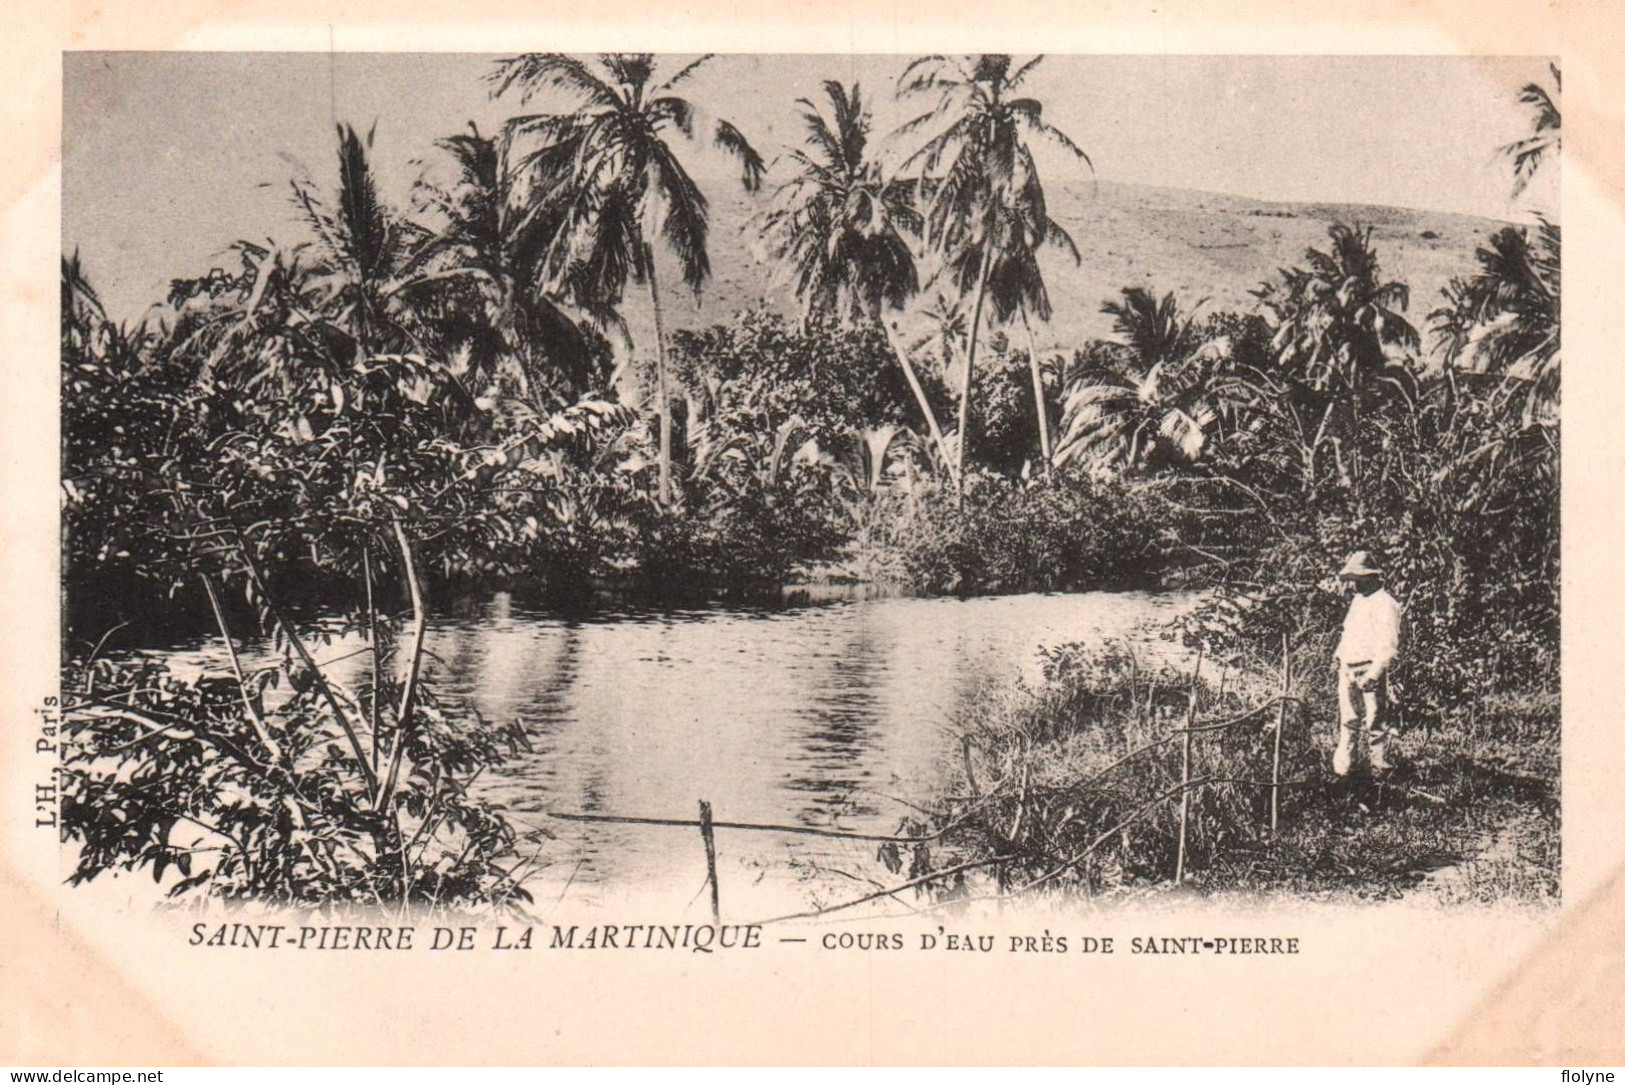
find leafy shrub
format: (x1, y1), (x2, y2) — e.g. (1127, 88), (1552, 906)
(627, 462), (847, 598)
(62, 652), (541, 909)
(668, 309), (936, 440)
(868, 469), (1169, 596)
(966, 337), (1049, 478)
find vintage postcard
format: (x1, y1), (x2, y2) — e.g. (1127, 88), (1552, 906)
(4, 0), (1623, 1067)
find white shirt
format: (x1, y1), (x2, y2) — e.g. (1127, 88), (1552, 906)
(1336, 588), (1402, 669)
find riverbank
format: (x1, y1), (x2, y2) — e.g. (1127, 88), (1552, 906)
(64, 462), (1186, 652)
(886, 645), (1559, 911)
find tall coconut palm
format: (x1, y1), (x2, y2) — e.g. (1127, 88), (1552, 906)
(753, 80), (956, 485)
(1501, 62), (1560, 199)
(489, 53), (765, 505)
(894, 54), (1092, 481)
(757, 81), (921, 324)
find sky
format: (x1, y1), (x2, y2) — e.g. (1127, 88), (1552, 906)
(62, 52), (1557, 325)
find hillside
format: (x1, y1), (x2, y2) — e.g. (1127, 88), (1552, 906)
(640, 178), (1512, 359)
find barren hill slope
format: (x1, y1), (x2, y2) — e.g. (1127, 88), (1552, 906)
(637, 178), (1514, 359)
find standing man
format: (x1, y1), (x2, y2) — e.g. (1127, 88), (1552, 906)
(1333, 551), (1403, 776)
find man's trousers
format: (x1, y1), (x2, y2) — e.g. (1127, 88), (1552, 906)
(1336, 662), (1393, 775)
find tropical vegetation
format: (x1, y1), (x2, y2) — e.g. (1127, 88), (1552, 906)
(59, 54), (1559, 908)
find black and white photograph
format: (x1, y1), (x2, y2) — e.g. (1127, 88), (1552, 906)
(55, 49), (1562, 926)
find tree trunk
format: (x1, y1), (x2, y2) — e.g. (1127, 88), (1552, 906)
(362, 547), (382, 782)
(645, 242), (673, 506)
(957, 248), (995, 487)
(1020, 306), (1053, 473)
(1348, 384), (1363, 490)
(380, 514), (427, 812)
(881, 321), (960, 489)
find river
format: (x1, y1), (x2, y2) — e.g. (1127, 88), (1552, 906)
(149, 590), (1199, 915)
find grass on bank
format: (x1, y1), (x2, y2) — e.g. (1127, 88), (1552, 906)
(914, 646), (1558, 909)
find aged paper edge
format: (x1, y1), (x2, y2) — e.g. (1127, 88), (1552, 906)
(4, 0), (1623, 1066)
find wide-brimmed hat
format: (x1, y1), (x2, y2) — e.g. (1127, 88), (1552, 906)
(1338, 551), (1383, 579)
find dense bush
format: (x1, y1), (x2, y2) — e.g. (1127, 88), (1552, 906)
(627, 468), (847, 598)
(1180, 376), (1559, 718)
(859, 469), (1172, 596)
(668, 309), (942, 440)
(61, 268), (216, 639)
(966, 336), (1049, 478)
(62, 651), (539, 908)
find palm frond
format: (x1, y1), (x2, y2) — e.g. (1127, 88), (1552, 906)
(648, 140), (711, 293)
(657, 54), (717, 93)
(896, 55), (956, 96)
(712, 119), (766, 193)
(1500, 65), (1560, 198)
(793, 96), (846, 168)
(488, 53), (619, 109)
(1006, 55), (1044, 89)
(648, 96), (696, 139)
(1044, 218), (1081, 265)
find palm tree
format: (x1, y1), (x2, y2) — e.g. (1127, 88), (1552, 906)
(1054, 288), (1229, 471)
(1429, 221), (1560, 426)
(166, 127), (430, 401)
(752, 81), (956, 483)
(290, 123), (429, 358)
(1501, 62), (1560, 199)
(757, 81), (920, 325)
(1252, 223), (1419, 487)
(407, 123), (602, 400)
(1257, 223), (1419, 393)
(489, 53), (765, 505)
(1099, 287), (1204, 372)
(894, 53), (1093, 482)
(1447, 63), (1561, 428)
(172, 128), (503, 436)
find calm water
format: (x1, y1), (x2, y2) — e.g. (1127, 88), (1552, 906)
(151, 590), (1198, 914)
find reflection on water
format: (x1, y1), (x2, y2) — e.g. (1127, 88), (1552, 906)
(148, 591), (1197, 914)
